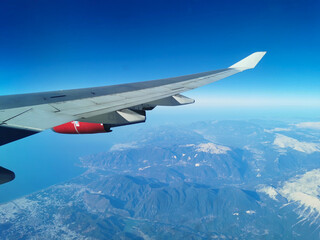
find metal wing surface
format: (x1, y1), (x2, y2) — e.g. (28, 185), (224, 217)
(0, 52), (266, 146)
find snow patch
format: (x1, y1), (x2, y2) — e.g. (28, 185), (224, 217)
(295, 122), (320, 130)
(184, 144), (195, 147)
(258, 186), (278, 201)
(264, 128), (291, 133)
(138, 166), (151, 171)
(273, 134), (320, 154)
(195, 143), (231, 155)
(278, 169), (320, 224)
(246, 210), (256, 215)
(110, 142), (139, 151)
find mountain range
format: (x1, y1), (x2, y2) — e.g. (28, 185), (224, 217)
(0, 120), (320, 239)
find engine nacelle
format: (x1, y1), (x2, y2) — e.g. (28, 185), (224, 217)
(0, 166), (15, 185)
(53, 121), (111, 134)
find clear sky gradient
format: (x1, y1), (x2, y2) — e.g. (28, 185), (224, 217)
(0, 0), (319, 103)
(0, 0), (319, 202)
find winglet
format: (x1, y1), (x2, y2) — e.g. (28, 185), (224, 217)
(229, 52), (266, 71)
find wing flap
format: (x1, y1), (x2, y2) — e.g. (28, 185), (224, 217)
(1, 105), (74, 131)
(147, 94), (195, 106)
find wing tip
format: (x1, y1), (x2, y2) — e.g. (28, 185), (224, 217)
(229, 51), (266, 71)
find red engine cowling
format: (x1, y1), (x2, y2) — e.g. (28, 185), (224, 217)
(53, 121), (111, 134)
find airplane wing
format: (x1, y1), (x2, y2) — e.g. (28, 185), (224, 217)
(0, 52), (266, 146)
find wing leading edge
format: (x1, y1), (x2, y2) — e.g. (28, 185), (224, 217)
(0, 52), (266, 146)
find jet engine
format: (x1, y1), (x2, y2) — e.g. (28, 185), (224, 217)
(53, 109), (147, 134)
(0, 166), (15, 184)
(53, 121), (111, 134)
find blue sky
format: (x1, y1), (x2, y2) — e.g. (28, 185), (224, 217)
(0, 0), (319, 100)
(0, 0), (319, 201)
